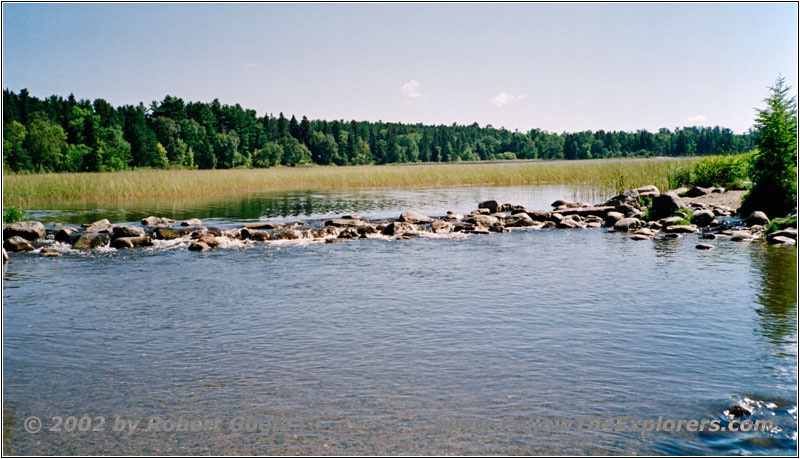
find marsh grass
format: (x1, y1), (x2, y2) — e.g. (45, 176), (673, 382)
(4, 158), (697, 207)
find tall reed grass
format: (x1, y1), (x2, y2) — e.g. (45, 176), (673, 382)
(4, 158), (697, 207)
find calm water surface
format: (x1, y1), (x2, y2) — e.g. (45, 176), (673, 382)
(3, 185), (797, 455)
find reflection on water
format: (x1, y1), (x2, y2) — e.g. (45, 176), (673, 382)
(3, 185), (797, 455)
(24, 185), (611, 226)
(751, 245), (798, 348)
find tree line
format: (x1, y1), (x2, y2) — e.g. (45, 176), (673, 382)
(2, 88), (757, 173)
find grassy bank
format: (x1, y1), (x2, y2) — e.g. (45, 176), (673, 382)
(4, 158), (697, 207)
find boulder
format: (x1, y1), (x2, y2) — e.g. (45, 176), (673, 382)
(112, 225), (146, 239)
(338, 228), (360, 239)
(526, 210), (551, 221)
(635, 185), (660, 196)
(245, 222), (285, 230)
(650, 192), (685, 221)
(701, 233), (717, 240)
(273, 230), (303, 240)
(695, 243), (714, 250)
(766, 228), (798, 242)
(605, 211), (624, 227)
(399, 211), (433, 224)
(141, 216), (176, 227)
(154, 227), (193, 240)
(712, 187), (725, 193)
(324, 219), (366, 227)
(4, 236), (33, 252)
(690, 210), (715, 228)
(665, 225), (699, 234)
(181, 218), (203, 227)
(430, 221), (453, 234)
(2, 248), (7, 263)
(381, 221), (419, 236)
(601, 190), (640, 209)
(478, 200), (502, 213)
(555, 206), (615, 217)
(357, 225), (378, 237)
(40, 247), (61, 257)
(557, 219), (581, 229)
(630, 234), (651, 241)
(744, 211), (770, 227)
(73, 233), (110, 249)
(110, 235), (153, 249)
(683, 186), (711, 197)
(613, 218), (643, 231)
(548, 213), (564, 224)
(83, 219), (112, 233)
(541, 221), (557, 229)
(634, 228), (654, 236)
(505, 213), (535, 227)
(188, 241), (210, 252)
(54, 227), (79, 243)
(466, 214), (500, 228)
(197, 234), (219, 248)
(768, 236), (797, 245)
(731, 231), (753, 242)
(3, 221), (46, 241)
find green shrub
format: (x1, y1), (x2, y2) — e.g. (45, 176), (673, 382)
(765, 216), (798, 235)
(691, 154), (751, 188)
(3, 206), (25, 224)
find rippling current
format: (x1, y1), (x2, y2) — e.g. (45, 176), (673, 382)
(3, 185), (797, 455)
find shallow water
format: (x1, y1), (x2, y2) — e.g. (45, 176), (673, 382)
(3, 185), (797, 455)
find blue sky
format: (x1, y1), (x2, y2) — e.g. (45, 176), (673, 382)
(2, 3), (797, 133)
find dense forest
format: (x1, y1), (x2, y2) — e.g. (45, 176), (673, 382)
(2, 88), (757, 173)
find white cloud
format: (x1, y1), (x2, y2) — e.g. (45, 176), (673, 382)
(687, 115), (707, 123)
(401, 80), (423, 101)
(491, 92), (525, 108)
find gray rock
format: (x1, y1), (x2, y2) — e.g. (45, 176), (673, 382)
(712, 187), (725, 193)
(181, 218), (203, 227)
(154, 227), (193, 239)
(73, 233), (110, 249)
(613, 218), (643, 231)
(601, 190), (640, 209)
(731, 231), (753, 242)
(526, 210), (552, 221)
(650, 192), (685, 221)
(701, 233), (717, 240)
(630, 234), (651, 241)
(605, 211), (624, 227)
(3, 221), (46, 241)
(4, 235), (33, 252)
(695, 243), (714, 250)
(110, 235), (153, 249)
(273, 230), (303, 240)
(683, 186), (711, 197)
(767, 228), (798, 241)
(381, 221), (419, 236)
(54, 227), (79, 243)
(505, 213), (535, 227)
(40, 247), (61, 257)
(478, 200), (502, 213)
(399, 211), (433, 224)
(665, 225), (699, 234)
(112, 225), (146, 239)
(245, 222), (285, 230)
(357, 225), (379, 237)
(769, 236), (797, 245)
(430, 221), (453, 234)
(635, 185), (660, 196)
(690, 209), (715, 227)
(557, 219), (581, 229)
(188, 241), (210, 252)
(466, 214), (500, 228)
(324, 219), (366, 227)
(744, 211), (770, 227)
(141, 216), (176, 227)
(83, 219), (113, 233)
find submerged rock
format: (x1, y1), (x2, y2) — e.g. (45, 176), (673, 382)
(188, 241), (210, 252)
(695, 243), (714, 250)
(768, 236), (796, 245)
(731, 231), (753, 242)
(3, 221), (46, 241)
(664, 225), (699, 234)
(40, 247), (62, 257)
(4, 236), (33, 252)
(111, 235), (153, 249)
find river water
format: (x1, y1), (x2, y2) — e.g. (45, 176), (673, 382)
(3, 185), (797, 455)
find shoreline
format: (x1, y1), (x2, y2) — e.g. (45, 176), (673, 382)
(3, 157), (697, 207)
